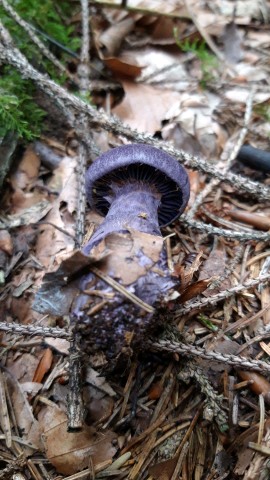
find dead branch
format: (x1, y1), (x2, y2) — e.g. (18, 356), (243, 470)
(0, 22), (269, 200)
(152, 339), (270, 374)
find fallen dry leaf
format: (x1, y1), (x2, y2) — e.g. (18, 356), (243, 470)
(92, 230), (164, 285)
(10, 145), (40, 191)
(0, 201), (52, 229)
(35, 156), (77, 269)
(7, 353), (40, 383)
(98, 18), (135, 57)
(39, 406), (117, 475)
(198, 242), (230, 295)
(222, 21), (243, 64)
(32, 348), (53, 383)
(5, 369), (42, 452)
(33, 249), (107, 316)
(85, 367), (116, 397)
(83, 384), (115, 424)
(178, 278), (212, 303)
(113, 81), (181, 134)
(148, 381), (163, 400)
(149, 456), (178, 480)
(104, 56), (143, 78)
(44, 337), (70, 355)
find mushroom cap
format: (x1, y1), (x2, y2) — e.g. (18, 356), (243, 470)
(86, 144), (190, 227)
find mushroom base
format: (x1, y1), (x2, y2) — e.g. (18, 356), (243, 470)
(72, 230), (175, 361)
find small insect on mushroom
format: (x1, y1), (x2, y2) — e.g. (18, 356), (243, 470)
(73, 144), (190, 361)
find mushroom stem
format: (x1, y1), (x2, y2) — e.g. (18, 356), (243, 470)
(83, 183), (161, 254)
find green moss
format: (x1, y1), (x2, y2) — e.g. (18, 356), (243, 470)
(0, 68), (46, 140)
(174, 32), (219, 88)
(254, 104), (270, 122)
(0, 0), (80, 140)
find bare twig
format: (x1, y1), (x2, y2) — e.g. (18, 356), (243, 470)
(0, 370), (12, 448)
(0, 321), (69, 338)
(68, 0), (91, 430)
(75, 138), (88, 247)
(74, 0), (91, 246)
(180, 216), (270, 241)
(67, 325), (84, 431)
(175, 274), (270, 317)
(151, 339), (270, 374)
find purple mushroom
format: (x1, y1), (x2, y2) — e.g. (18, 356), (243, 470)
(73, 144), (190, 360)
(82, 144), (190, 253)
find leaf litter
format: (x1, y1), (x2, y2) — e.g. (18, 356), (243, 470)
(1, 0), (270, 479)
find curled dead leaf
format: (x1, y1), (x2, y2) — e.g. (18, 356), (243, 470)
(175, 251), (203, 288)
(98, 18), (135, 57)
(104, 56), (143, 79)
(178, 278), (212, 304)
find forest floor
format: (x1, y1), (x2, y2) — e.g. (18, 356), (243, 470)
(1, 0), (270, 479)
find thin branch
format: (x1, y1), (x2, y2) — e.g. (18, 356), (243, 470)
(0, 23), (269, 200)
(178, 361), (228, 431)
(68, 0), (91, 430)
(180, 216), (270, 241)
(175, 274), (270, 317)
(152, 339), (270, 374)
(74, 0), (91, 247)
(67, 325), (84, 431)
(80, 0), (90, 66)
(0, 321), (70, 338)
